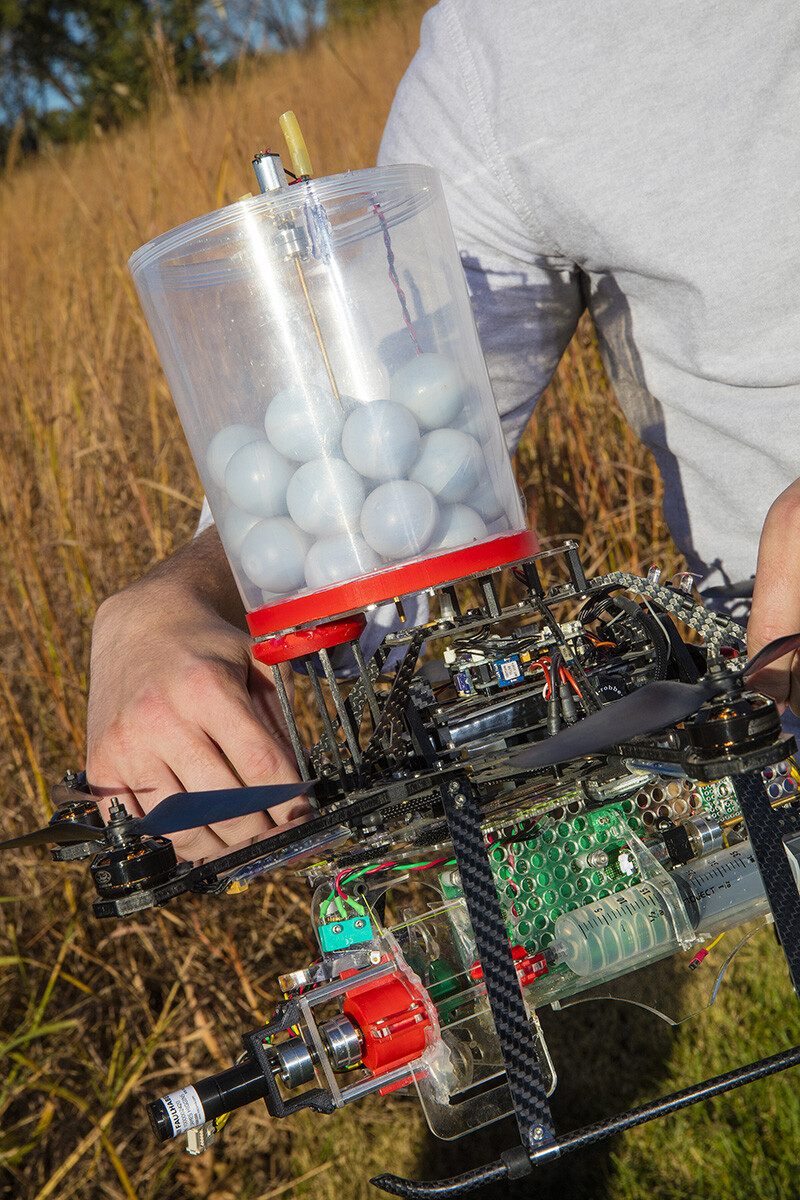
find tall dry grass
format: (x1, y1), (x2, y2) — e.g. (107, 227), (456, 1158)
(1, 5), (766, 1200)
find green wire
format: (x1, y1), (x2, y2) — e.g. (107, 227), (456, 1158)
(321, 858), (458, 918)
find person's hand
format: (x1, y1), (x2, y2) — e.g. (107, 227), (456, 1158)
(747, 477), (800, 716)
(85, 531), (309, 862)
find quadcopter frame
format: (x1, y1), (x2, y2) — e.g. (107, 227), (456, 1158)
(26, 542), (800, 1195)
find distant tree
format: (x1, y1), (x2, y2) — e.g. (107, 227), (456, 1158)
(0, 0), (212, 150)
(0, 0), (380, 158)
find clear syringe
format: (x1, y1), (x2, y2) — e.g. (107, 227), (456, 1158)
(674, 838), (769, 938)
(551, 840), (769, 980)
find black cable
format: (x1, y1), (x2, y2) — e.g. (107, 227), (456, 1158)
(547, 650), (561, 735)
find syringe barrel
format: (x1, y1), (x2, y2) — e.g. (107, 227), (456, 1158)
(673, 839), (769, 937)
(554, 881), (680, 978)
(553, 839), (770, 982)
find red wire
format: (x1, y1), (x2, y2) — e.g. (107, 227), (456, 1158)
(405, 857), (449, 872)
(559, 666), (582, 694)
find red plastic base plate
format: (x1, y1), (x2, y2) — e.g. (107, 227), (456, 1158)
(247, 530), (540, 641)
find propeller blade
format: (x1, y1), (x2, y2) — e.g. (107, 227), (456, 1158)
(741, 632), (800, 678)
(510, 630), (800, 771)
(509, 677), (722, 769)
(0, 822), (106, 851)
(136, 781), (315, 837)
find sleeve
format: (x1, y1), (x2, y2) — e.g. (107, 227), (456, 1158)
(377, 1), (584, 453)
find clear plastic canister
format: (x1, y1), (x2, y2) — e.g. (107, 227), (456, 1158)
(128, 165), (526, 618)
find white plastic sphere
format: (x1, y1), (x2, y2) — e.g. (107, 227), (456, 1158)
(427, 503), (487, 551)
(207, 424), (266, 488)
(305, 534), (382, 589)
(470, 480), (506, 523)
(453, 403), (488, 440)
(240, 518), (310, 592)
(341, 400), (420, 481)
(360, 480), (438, 559)
(218, 505), (261, 557)
(264, 384), (345, 462)
(389, 353), (466, 429)
(224, 440), (294, 518)
(286, 458), (366, 536)
(409, 428), (484, 503)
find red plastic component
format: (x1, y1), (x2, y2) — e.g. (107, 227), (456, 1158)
(343, 970), (432, 1073)
(378, 1073), (417, 1096)
(250, 615), (367, 665)
(247, 530), (540, 639)
(470, 946), (549, 989)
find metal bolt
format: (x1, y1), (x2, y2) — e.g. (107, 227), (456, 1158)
(354, 920), (365, 930)
(532, 1126), (545, 1142)
(332, 924), (342, 935)
(454, 794), (466, 809)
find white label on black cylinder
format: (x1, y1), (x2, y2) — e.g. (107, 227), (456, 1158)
(161, 1085), (205, 1135)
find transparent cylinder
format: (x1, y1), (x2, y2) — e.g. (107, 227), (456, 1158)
(673, 839), (770, 938)
(128, 166), (525, 615)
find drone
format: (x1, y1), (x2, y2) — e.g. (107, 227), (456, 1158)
(7, 120), (800, 1194)
(6, 544), (800, 1195)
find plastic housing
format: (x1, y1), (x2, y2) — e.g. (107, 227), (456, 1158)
(129, 165), (525, 618)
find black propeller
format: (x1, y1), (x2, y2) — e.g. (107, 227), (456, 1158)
(0, 823), (107, 851)
(0, 781), (315, 852)
(135, 782), (314, 836)
(509, 632), (800, 770)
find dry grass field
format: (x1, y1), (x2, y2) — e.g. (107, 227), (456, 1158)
(1, 5), (799, 1199)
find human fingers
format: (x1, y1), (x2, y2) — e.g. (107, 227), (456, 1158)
(147, 732), (280, 862)
(86, 740), (236, 861)
(88, 676), (304, 860)
(244, 658), (312, 825)
(201, 684), (311, 829)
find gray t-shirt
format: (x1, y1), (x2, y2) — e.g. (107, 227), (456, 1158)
(378, 0), (800, 591)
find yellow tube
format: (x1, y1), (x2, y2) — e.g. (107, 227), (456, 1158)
(279, 110), (313, 179)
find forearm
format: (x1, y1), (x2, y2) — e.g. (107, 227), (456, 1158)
(97, 524), (247, 635)
(86, 524), (305, 859)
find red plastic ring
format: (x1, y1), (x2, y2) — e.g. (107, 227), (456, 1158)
(251, 615), (368, 664)
(247, 530), (539, 640)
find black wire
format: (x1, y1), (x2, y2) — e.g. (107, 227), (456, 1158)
(548, 650), (561, 695)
